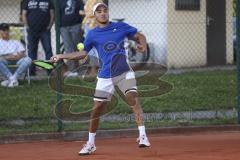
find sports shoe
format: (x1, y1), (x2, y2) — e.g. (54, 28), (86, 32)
(137, 135), (151, 148)
(8, 78), (19, 88)
(78, 142), (96, 156)
(1, 80), (9, 87)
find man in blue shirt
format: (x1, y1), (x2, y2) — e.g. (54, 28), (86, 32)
(51, 2), (150, 155)
(60, 0), (84, 76)
(22, 0), (54, 75)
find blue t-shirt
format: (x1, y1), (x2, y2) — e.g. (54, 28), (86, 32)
(84, 22), (137, 78)
(60, 0), (84, 27)
(23, 0), (54, 31)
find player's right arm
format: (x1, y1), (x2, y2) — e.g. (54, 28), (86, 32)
(51, 28), (94, 63)
(50, 51), (88, 62)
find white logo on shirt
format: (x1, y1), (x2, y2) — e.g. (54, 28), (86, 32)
(28, 0), (38, 9)
(28, 0), (49, 11)
(65, 0), (76, 15)
(39, 2), (49, 11)
(113, 29), (117, 32)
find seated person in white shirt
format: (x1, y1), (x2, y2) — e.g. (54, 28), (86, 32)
(0, 23), (32, 87)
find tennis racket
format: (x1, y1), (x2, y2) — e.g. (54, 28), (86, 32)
(32, 60), (55, 70)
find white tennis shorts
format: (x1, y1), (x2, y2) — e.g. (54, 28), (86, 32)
(93, 71), (137, 101)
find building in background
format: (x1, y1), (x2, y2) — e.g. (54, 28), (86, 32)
(109, 0), (233, 68)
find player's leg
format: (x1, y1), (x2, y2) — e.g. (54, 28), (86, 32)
(89, 101), (108, 133)
(125, 91), (144, 126)
(79, 77), (114, 156)
(125, 91), (150, 147)
(79, 100), (107, 156)
(117, 71), (150, 147)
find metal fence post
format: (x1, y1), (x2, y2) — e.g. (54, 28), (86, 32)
(54, 0), (63, 131)
(237, 0), (240, 124)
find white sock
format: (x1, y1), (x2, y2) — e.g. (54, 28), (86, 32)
(88, 132), (96, 144)
(138, 126), (146, 137)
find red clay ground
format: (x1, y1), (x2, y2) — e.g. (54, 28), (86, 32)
(0, 132), (240, 160)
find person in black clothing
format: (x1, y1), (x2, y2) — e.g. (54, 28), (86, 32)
(22, 0), (54, 75)
(60, 0), (85, 76)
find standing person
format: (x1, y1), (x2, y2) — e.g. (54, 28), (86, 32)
(51, 3), (150, 156)
(60, 0), (85, 76)
(22, 0), (54, 76)
(0, 23), (32, 87)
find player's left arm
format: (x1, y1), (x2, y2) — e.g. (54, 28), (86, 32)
(133, 32), (147, 53)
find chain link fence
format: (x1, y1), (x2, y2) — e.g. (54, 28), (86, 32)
(0, 0), (237, 136)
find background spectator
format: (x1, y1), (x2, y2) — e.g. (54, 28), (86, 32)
(60, 0), (85, 77)
(22, 0), (54, 76)
(0, 23), (32, 88)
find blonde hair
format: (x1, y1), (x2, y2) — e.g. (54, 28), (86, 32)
(82, 0), (103, 29)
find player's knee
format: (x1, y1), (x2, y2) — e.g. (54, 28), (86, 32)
(125, 92), (137, 106)
(93, 101), (106, 111)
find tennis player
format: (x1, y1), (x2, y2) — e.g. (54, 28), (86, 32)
(51, 2), (150, 156)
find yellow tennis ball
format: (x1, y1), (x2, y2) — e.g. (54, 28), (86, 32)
(77, 43), (84, 51)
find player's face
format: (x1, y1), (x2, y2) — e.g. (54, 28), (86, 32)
(0, 30), (9, 40)
(95, 6), (109, 24)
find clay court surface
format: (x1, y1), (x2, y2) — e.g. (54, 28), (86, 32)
(0, 132), (240, 160)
